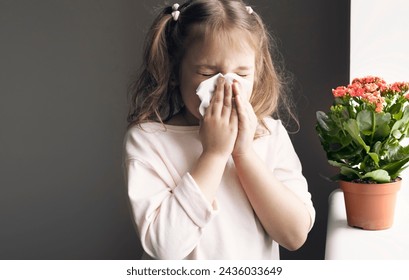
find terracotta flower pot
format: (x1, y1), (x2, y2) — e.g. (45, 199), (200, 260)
(339, 179), (401, 230)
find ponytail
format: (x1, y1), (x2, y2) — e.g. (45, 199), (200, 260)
(127, 7), (182, 126)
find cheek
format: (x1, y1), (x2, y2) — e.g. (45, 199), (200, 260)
(181, 90), (201, 107)
(179, 73), (207, 105)
(179, 82), (202, 116)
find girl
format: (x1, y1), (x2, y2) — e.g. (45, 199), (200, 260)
(124, 0), (315, 260)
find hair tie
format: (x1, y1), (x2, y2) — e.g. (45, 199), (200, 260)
(171, 3), (180, 21)
(246, 6), (253, 14)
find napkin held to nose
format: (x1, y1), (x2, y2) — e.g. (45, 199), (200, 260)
(195, 73), (252, 116)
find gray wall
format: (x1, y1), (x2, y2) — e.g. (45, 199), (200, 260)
(0, 0), (348, 259)
(0, 0), (143, 259)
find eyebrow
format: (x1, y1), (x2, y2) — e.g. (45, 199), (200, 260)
(195, 65), (218, 70)
(234, 66), (253, 71)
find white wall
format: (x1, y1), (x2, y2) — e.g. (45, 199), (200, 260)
(351, 0), (409, 82)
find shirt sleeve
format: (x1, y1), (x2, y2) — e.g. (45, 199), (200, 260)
(270, 121), (316, 231)
(124, 158), (218, 259)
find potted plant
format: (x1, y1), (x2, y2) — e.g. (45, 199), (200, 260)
(316, 76), (409, 230)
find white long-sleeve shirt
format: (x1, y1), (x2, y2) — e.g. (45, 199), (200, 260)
(123, 117), (315, 259)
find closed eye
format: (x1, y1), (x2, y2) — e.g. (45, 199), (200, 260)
(199, 73), (217, 77)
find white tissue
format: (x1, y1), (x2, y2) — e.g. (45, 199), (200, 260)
(196, 73), (252, 116)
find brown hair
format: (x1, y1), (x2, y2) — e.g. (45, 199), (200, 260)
(127, 0), (297, 133)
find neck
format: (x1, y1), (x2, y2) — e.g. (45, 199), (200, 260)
(166, 107), (200, 126)
(181, 107), (199, 126)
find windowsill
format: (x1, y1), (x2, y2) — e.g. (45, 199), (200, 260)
(325, 184), (409, 259)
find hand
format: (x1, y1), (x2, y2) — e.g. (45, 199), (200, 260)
(199, 77), (238, 159)
(231, 81), (258, 157)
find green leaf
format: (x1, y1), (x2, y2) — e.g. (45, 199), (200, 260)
(374, 113), (391, 140)
(384, 142), (409, 161)
(328, 160), (344, 167)
(389, 102), (402, 115)
(362, 170), (391, 183)
(368, 152), (380, 166)
(328, 160), (361, 180)
(340, 166), (361, 179)
(382, 155), (409, 178)
(393, 130), (402, 139)
(316, 111), (330, 131)
(373, 141), (382, 154)
(391, 107), (409, 133)
(343, 119), (370, 152)
(357, 110), (373, 134)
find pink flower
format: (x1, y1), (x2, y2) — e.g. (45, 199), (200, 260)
(375, 96), (385, 112)
(352, 76), (386, 87)
(390, 82), (409, 93)
(375, 101), (383, 113)
(365, 92), (380, 103)
(355, 87), (366, 97)
(332, 86), (347, 97)
(347, 83), (365, 97)
(330, 77), (408, 112)
(365, 83), (379, 92)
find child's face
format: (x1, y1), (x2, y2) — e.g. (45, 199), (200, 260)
(179, 36), (256, 122)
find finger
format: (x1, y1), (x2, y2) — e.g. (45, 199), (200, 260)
(232, 79), (242, 95)
(233, 82), (247, 119)
(222, 81), (233, 117)
(234, 82), (255, 116)
(209, 76), (225, 115)
(230, 102), (238, 125)
(233, 88), (248, 122)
